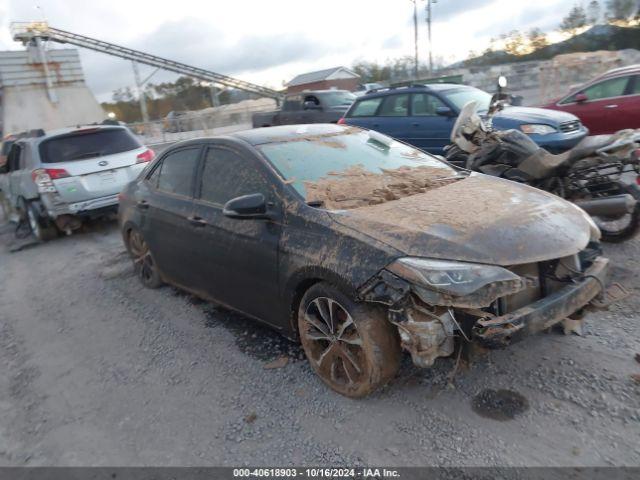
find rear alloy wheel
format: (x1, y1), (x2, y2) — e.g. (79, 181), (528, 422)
(298, 282), (401, 398)
(24, 201), (57, 242)
(127, 228), (162, 288)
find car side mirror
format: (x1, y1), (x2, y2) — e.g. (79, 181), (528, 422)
(436, 106), (454, 117)
(303, 101), (321, 110)
(575, 92), (588, 103)
(223, 193), (273, 220)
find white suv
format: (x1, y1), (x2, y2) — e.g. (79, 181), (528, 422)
(0, 125), (154, 240)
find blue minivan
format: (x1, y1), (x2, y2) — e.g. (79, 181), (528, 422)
(339, 84), (588, 154)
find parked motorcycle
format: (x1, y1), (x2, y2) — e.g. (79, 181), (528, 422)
(445, 99), (640, 242)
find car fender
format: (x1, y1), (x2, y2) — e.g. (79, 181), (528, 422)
(283, 264), (360, 337)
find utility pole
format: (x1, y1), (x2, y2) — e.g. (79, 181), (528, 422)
(425, 0), (436, 77)
(411, 0), (419, 80)
(131, 60), (149, 123)
(209, 84), (220, 107)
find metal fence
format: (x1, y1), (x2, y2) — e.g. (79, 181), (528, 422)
(129, 98), (276, 147)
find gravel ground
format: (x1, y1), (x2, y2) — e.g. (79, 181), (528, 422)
(0, 215), (639, 467)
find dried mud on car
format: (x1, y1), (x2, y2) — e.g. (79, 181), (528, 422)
(304, 164), (459, 210)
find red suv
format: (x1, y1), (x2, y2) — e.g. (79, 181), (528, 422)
(542, 65), (640, 135)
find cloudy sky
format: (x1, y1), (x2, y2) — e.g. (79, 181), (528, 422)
(0, 0), (576, 102)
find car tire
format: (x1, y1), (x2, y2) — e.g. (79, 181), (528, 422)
(126, 227), (163, 288)
(297, 282), (401, 398)
(23, 200), (57, 242)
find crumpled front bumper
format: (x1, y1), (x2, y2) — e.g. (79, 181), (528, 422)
(472, 256), (608, 348)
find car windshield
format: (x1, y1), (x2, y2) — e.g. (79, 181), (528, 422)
(39, 128), (142, 163)
(444, 87), (492, 113)
(259, 127), (460, 210)
(321, 92), (356, 107)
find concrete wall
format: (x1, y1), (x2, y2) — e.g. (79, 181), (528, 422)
(2, 84), (106, 134)
(438, 49), (640, 106)
(0, 48), (105, 134)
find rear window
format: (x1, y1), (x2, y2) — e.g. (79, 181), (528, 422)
(320, 91), (356, 107)
(39, 128), (142, 163)
(348, 97), (383, 117)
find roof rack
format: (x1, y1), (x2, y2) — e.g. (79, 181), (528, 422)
(366, 84), (429, 95)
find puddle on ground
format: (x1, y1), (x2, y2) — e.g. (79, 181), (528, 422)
(202, 303), (304, 362)
(472, 389), (529, 421)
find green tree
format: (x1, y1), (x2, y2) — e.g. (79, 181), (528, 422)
(587, 0), (602, 24)
(112, 87), (134, 102)
(527, 28), (549, 51)
(500, 30), (527, 55)
(605, 0), (636, 22)
(560, 4), (588, 35)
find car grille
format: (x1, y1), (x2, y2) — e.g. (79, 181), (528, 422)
(559, 120), (581, 133)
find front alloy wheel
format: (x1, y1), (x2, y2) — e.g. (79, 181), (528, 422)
(298, 282), (401, 397)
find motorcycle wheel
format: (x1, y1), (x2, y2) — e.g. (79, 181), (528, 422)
(589, 181), (640, 243)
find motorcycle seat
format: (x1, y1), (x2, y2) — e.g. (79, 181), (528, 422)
(518, 134), (620, 179)
(565, 135), (615, 163)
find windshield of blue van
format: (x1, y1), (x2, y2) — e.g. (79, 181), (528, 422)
(259, 128), (460, 210)
(445, 87), (492, 113)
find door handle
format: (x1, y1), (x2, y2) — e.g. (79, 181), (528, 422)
(412, 122), (420, 127)
(188, 215), (207, 227)
(136, 200), (149, 210)
(604, 104), (618, 108)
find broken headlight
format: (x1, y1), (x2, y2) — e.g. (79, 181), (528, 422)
(387, 257), (523, 298)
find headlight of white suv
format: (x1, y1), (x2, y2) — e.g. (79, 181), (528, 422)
(520, 124), (557, 135)
(387, 257), (523, 298)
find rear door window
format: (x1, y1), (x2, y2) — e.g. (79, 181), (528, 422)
(283, 95), (302, 111)
(198, 147), (270, 205)
(349, 97), (383, 117)
(378, 94), (409, 116)
(411, 93), (447, 116)
(39, 128), (142, 163)
(582, 76), (629, 100)
(156, 147), (200, 197)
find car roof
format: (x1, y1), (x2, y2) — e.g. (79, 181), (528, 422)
(230, 123), (354, 146)
(357, 83), (469, 99)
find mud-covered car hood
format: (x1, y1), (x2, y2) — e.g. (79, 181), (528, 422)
(329, 173), (593, 266)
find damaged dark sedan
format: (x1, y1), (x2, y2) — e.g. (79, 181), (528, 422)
(119, 124), (609, 398)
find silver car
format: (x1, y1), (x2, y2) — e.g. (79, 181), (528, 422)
(0, 125), (154, 240)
